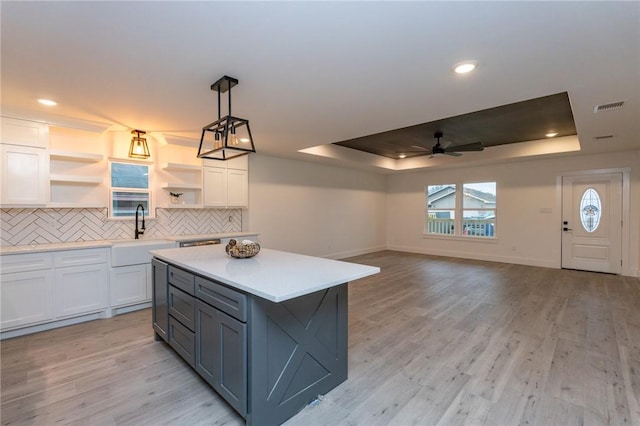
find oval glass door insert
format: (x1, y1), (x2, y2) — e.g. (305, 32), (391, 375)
(580, 188), (601, 232)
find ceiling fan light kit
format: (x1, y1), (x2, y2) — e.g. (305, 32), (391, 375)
(404, 131), (483, 158)
(197, 75), (256, 161)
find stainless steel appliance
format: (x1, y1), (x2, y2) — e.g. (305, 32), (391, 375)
(178, 239), (222, 248)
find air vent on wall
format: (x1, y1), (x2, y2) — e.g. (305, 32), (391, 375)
(594, 134), (614, 140)
(594, 101), (624, 113)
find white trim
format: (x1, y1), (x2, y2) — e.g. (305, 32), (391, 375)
(559, 167), (631, 276)
(422, 234), (499, 243)
(324, 245), (387, 260)
(386, 244), (557, 269)
(1, 311), (108, 340)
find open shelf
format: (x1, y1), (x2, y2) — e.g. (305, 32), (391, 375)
(162, 183), (202, 190)
(162, 162), (202, 172)
(48, 201), (107, 208)
(50, 150), (103, 162)
(50, 174), (103, 184)
(162, 204), (202, 209)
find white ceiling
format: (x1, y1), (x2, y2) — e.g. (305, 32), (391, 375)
(2, 1), (639, 173)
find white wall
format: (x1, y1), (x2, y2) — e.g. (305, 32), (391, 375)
(246, 154), (388, 258)
(386, 150), (640, 276)
(245, 150), (639, 276)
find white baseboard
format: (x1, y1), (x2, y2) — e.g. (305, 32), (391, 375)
(326, 245), (387, 260)
(385, 244), (559, 269)
(1, 311), (107, 340)
(0, 303), (151, 340)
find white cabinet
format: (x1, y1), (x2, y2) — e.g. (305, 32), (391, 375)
(110, 264), (151, 307)
(53, 248), (109, 318)
(1, 270), (54, 329)
(0, 144), (49, 206)
(1, 117), (49, 148)
(203, 166), (228, 207)
(203, 156), (248, 208)
(0, 248), (109, 333)
(1, 117), (49, 207)
(54, 263), (109, 318)
(0, 252), (53, 329)
(109, 240), (174, 309)
(227, 168), (248, 207)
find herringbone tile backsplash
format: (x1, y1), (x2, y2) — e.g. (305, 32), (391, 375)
(0, 208), (242, 246)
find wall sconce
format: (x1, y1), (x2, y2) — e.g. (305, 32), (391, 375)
(197, 75), (256, 161)
(129, 130), (150, 159)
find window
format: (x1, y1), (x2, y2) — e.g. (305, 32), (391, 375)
(110, 162), (151, 218)
(427, 184), (456, 235)
(425, 181), (496, 238)
(580, 188), (601, 233)
(462, 182), (496, 237)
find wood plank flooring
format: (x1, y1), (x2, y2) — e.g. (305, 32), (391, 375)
(2, 251), (639, 425)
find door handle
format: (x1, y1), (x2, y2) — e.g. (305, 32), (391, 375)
(563, 227), (573, 231)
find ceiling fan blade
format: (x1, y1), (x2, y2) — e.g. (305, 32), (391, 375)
(445, 151), (463, 157)
(446, 142), (484, 152)
(410, 145), (430, 151)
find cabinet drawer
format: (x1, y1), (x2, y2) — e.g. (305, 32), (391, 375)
(1, 252), (53, 274)
(54, 248), (108, 268)
(169, 316), (195, 367)
(169, 266), (195, 295)
(169, 285), (195, 331)
(196, 276), (247, 322)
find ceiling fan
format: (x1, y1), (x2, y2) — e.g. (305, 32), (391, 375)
(409, 131), (484, 158)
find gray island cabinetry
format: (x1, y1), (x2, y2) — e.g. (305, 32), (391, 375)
(150, 245), (379, 426)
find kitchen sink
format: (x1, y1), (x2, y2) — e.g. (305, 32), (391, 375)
(111, 239), (176, 267)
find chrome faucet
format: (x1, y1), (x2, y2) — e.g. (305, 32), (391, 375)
(135, 204), (145, 239)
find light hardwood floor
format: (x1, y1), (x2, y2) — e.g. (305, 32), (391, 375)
(2, 251), (639, 425)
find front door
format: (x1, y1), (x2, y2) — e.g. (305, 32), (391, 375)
(561, 173), (622, 274)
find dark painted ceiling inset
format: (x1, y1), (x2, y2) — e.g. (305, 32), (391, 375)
(333, 92), (576, 159)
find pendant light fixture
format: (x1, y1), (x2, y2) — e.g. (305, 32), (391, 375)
(197, 75), (256, 160)
(129, 130), (150, 159)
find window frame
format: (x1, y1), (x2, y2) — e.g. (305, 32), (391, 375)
(424, 181), (497, 240)
(426, 184), (457, 236)
(108, 160), (154, 219)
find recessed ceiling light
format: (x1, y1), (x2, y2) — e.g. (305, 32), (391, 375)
(453, 61), (477, 74)
(545, 131), (558, 138)
(239, 138), (251, 143)
(38, 99), (57, 106)
(398, 153), (407, 159)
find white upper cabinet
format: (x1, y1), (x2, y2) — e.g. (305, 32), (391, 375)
(202, 155), (249, 208)
(203, 165), (228, 207)
(1, 143), (49, 206)
(227, 168), (248, 207)
(226, 155), (248, 171)
(1, 117), (49, 148)
(1, 118), (50, 206)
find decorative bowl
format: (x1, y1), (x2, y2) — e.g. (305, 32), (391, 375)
(225, 239), (260, 259)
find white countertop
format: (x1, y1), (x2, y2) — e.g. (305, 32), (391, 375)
(0, 232), (258, 255)
(150, 245), (380, 303)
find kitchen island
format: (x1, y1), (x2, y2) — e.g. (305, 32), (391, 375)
(150, 244), (379, 426)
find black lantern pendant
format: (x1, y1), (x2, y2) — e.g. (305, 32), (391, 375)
(129, 130), (150, 159)
(197, 75), (256, 160)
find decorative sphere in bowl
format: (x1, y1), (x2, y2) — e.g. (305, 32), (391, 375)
(225, 239), (260, 259)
